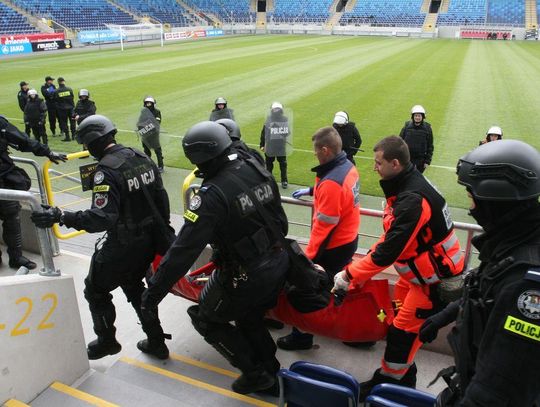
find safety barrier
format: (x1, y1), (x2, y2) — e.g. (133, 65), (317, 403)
(0, 189), (58, 276)
(183, 179), (483, 271)
(12, 157), (60, 255)
(42, 151), (90, 240)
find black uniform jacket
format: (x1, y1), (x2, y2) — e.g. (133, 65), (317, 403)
(144, 154), (288, 308)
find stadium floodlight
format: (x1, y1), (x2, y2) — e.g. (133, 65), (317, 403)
(107, 22), (164, 51)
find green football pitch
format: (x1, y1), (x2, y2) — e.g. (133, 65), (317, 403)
(2, 35), (540, 209)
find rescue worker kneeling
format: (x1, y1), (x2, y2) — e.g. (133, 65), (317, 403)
(332, 136), (464, 401)
(31, 115), (172, 360)
(142, 121), (289, 395)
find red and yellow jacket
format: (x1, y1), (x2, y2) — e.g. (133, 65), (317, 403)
(306, 152), (361, 260)
(347, 164), (463, 285)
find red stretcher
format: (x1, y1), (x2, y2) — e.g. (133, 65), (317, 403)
(152, 257), (394, 342)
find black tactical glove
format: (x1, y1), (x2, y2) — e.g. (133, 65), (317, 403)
(48, 152), (67, 164)
(419, 301), (460, 343)
(31, 204), (62, 228)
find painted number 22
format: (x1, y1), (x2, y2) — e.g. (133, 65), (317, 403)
(10, 293), (58, 337)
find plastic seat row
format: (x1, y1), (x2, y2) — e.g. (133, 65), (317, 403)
(0, 2), (38, 34)
(113, 0), (191, 26)
(339, 0), (425, 27)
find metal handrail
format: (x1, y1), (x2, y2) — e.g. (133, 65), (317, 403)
(42, 151), (90, 240)
(12, 157), (60, 256)
(0, 189), (58, 276)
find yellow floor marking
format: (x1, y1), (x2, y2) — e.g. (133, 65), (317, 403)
(170, 352), (240, 378)
(3, 400), (30, 407)
(50, 382), (119, 407)
(120, 357), (276, 407)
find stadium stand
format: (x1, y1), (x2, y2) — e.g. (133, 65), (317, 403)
(10, 0), (137, 30)
(437, 0), (487, 26)
(339, 0), (426, 27)
(268, 0), (334, 24)
(487, 0), (525, 26)
(112, 0), (191, 27)
(0, 2), (38, 35)
(185, 0), (254, 23)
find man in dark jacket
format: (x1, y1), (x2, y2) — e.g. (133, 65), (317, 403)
(31, 114), (172, 361)
(332, 111), (362, 165)
(0, 116), (66, 269)
(72, 89), (96, 125)
(17, 81), (31, 135)
(419, 140), (540, 406)
(399, 105), (434, 173)
(142, 121), (289, 395)
(40, 76), (57, 136)
(24, 89), (48, 144)
(55, 78), (76, 142)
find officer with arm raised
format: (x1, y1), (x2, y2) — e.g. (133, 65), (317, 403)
(419, 140), (540, 406)
(142, 121), (289, 395)
(31, 114), (172, 360)
(0, 115), (66, 269)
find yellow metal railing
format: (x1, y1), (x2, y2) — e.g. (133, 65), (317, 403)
(181, 169), (198, 209)
(42, 151), (90, 239)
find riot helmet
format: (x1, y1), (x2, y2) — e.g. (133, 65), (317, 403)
(457, 139), (540, 202)
(79, 89), (90, 98)
(411, 105), (426, 122)
(271, 102), (283, 112)
(485, 125), (503, 142)
(216, 118), (242, 140)
(183, 121), (232, 165)
(144, 96), (156, 107)
(333, 111), (349, 125)
(27, 89), (38, 98)
(75, 114), (117, 146)
(215, 97), (227, 109)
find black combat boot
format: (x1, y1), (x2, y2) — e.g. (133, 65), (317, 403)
(232, 368), (276, 394)
(137, 337), (169, 359)
(277, 328), (313, 350)
(359, 363), (417, 401)
(61, 132), (71, 142)
(9, 255), (37, 270)
(87, 310), (122, 360)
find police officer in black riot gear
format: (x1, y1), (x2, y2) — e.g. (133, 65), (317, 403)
(215, 118), (265, 166)
(72, 89), (96, 125)
(0, 116), (66, 269)
(419, 140), (540, 406)
(209, 96), (235, 121)
(31, 114), (172, 360)
(332, 111), (362, 165)
(142, 121), (289, 395)
(399, 105), (434, 173)
(137, 96), (163, 172)
(260, 102), (290, 189)
(24, 89), (48, 144)
(54, 78), (76, 142)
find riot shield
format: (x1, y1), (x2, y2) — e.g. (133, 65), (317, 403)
(136, 107), (161, 150)
(263, 107), (293, 157)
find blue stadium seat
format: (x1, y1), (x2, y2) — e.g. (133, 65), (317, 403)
(278, 361), (360, 407)
(186, 0), (254, 24)
(487, 0), (524, 26)
(0, 2), (39, 34)
(9, 0), (138, 30)
(437, 0), (486, 26)
(340, 0), (425, 27)
(113, 0), (193, 27)
(268, 0), (333, 24)
(366, 383), (437, 407)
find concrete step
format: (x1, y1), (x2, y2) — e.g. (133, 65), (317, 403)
(30, 382), (117, 407)
(76, 370), (180, 407)
(105, 354), (277, 406)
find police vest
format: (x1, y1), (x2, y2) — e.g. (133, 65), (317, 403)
(402, 121), (431, 158)
(203, 158), (287, 265)
(98, 147), (158, 225)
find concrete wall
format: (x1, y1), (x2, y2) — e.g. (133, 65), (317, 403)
(0, 275), (89, 403)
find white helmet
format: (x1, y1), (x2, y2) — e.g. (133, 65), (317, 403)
(144, 96), (156, 104)
(411, 105), (426, 115)
(333, 111), (349, 125)
(27, 89), (38, 97)
(271, 102), (283, 110)
(79, 89), (89, 97)
(486, 126), (503, 137)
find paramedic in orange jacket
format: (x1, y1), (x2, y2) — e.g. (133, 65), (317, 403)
(278, 127), (361, 351)
(332, 136), (464, 400)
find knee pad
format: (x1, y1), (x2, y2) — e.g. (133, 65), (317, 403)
(122, 284), (144, 306)
(384, 325), (418, 363)
(84, 280), (113, 314)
